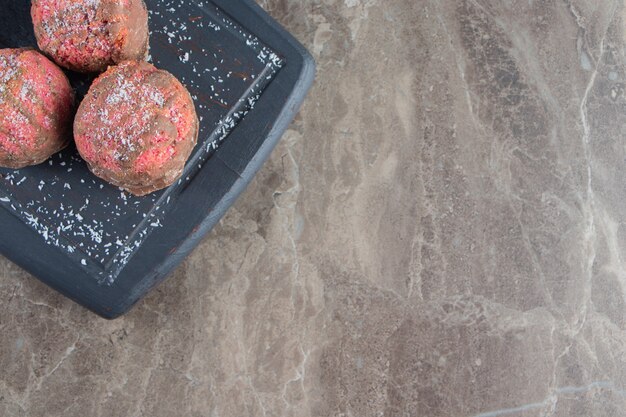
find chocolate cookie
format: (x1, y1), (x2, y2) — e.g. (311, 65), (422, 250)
(0, 48), (75, 169)
(74, 61), (199, 196)
(31, 0), (149, 73)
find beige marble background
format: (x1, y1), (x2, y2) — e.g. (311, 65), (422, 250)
(3, 0), (626, 415)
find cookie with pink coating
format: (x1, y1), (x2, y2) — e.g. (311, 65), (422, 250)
(0, 48), (75, 169)
(31, 0), (149, 73)
(74, 61), (199, 196)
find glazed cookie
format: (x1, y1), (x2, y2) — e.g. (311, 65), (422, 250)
(31, 0), (150, 73)
(74, 61), (199, 196)
(0, 48), (74, 169)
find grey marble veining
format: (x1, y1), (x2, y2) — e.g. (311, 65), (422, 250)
(2, 0), (626, 416)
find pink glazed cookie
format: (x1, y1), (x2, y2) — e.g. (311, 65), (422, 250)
(0, 48), (75, 169)
(31, 0), (150, 73)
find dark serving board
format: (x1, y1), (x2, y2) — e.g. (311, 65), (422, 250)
(0, 0), (315, 318)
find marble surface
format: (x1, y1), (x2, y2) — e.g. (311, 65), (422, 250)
(3, 0), (626, 415)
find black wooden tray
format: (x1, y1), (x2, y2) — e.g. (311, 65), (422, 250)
(0, 0), (315, 318)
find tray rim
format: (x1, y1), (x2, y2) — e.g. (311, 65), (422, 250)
(0, 0), (316, 319)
